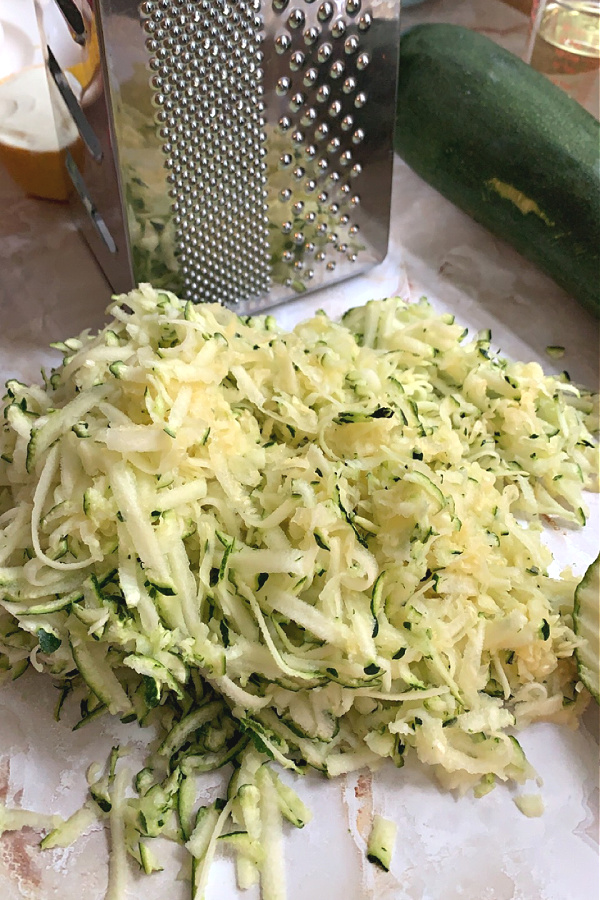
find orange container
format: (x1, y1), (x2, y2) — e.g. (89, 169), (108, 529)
(0, 61), (90, 202)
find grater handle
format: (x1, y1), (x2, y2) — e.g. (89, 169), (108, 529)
(47, 46), (103, 163)
(52, 0), (87, 46)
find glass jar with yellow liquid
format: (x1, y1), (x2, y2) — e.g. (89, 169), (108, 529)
(0, 1), (100, 201)
(525, 1), (600, 115)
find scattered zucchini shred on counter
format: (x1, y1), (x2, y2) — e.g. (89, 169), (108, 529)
(0, 286), (598, 898)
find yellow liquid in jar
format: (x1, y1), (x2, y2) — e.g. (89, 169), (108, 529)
(529, 2), (600, 112)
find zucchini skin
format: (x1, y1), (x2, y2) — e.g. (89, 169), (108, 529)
(394, 24), (600, 317)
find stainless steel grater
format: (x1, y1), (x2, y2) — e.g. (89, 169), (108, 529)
(36, 0), (400, 314)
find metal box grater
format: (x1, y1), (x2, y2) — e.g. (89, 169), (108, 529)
(36, 0), (400, 314)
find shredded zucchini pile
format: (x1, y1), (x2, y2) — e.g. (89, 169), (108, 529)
(0, 286), (597, 897)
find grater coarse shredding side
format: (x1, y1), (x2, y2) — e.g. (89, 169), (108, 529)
(36, 0), (400, 314)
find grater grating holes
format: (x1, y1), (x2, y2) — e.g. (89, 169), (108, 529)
(268, 0), (373, 271)
(287, 9), (306, 29)
(317, 3), (334, 23)
(133, 0), (385, 300)
(303, 26), (320, 46)
(331, 19), (346, 38)
(141, 0), (270, 304)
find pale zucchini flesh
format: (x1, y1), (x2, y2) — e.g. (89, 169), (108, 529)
(0, 287), (598, 898)
(367, 814), (397, 872)
(574, 556), (600, 703)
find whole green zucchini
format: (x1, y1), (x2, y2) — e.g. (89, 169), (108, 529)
(394, 23), (600, 317)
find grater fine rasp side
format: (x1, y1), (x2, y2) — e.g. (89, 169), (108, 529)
(37, 0), (400, 314)
(141, 0), (271, 307)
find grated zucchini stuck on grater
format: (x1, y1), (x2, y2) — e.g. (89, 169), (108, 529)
(36, 0), (400, 313)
